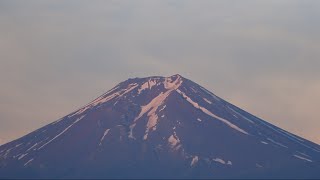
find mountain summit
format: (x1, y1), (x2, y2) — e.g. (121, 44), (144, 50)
(0, 75), (319, 179)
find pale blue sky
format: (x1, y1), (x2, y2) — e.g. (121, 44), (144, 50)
(0, 0), (320, 145)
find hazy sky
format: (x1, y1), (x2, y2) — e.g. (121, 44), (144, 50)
(0, 0), (320, 145)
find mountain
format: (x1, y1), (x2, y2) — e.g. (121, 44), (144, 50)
(0, 74), (319, 179)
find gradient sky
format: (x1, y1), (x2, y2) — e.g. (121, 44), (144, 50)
(0, 0), (320, 145)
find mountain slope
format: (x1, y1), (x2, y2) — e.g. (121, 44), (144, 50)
(0, 74), (319, 179)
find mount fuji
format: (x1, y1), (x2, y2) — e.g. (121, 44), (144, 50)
(0, 75), (319, 179)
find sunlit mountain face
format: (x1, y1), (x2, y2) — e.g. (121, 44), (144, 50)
(0, 75), (319, 179)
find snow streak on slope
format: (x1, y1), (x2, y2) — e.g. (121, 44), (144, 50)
(68, 83), (139, 118)
(26, 143), (38, 151)
(18, 153), (28, 160)
(267, 138), (288, 148)
(293, 154), (313, 162)
(99, 129), (110, 146)
(176, 89), (249, 135)
(39, 115), (86, 149)
(232, 104), (320, 152)
(203, 98), (212, 104)
(90, 83), (139, 107)
(142, 92), (170, 140)
(213, 158), (225, 164)
(168, 134), (180, 148)
(190, 156), (199, 166)
(24, 158), (33, 166)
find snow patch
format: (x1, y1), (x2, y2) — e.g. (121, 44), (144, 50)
(256, 163), (263, 168)
(99, 129), (110, 146)
(168, 134), (180, 147)
(15, 143), (23, 147)
(212, 158), (233, 166)
(128, 124), (136, 139)
(138, 82), (149, 94)
(134, 91), (169, 139)
(3, 147), (14, 158)
(159, 105), (166, 112)
(138, 79), (158, 94)
(203, 98), (212, 104)
(176, 89), (248, 135)
(24, 158), (34, 166)
(164, 75), (183, 90)
(297, 151), (311, 157)
(27, 143), (38, 151)
(149, 79), (157, 89)
(190, 156), (199, 166)
(267, 138), (288, 148)
(18, 153), (28, 160)
(213, 158), (226, 164)
(293, 154), (313, 162)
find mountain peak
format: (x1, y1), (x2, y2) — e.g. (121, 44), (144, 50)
(1, 75), (320, 179)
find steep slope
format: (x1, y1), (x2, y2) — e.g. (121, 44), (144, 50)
(0, 74), (319, 179)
